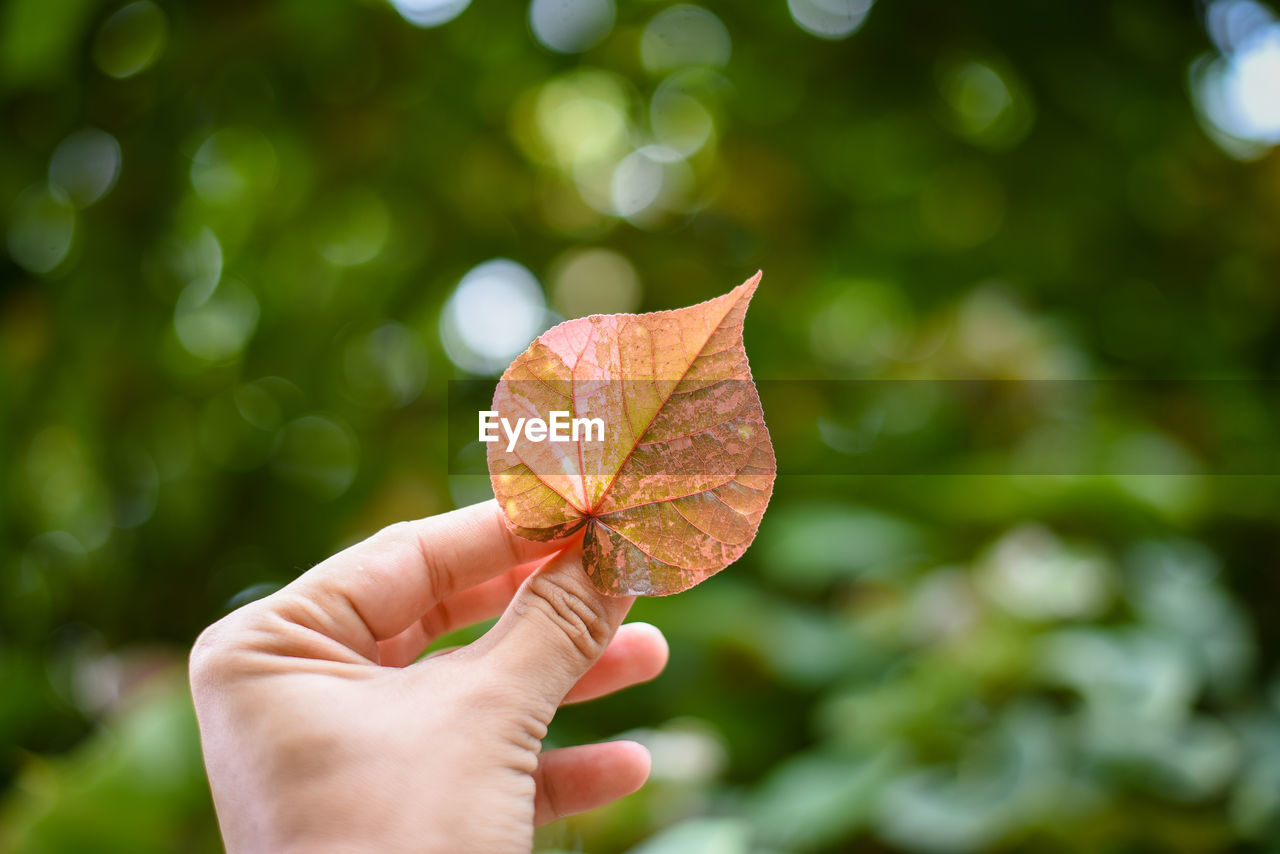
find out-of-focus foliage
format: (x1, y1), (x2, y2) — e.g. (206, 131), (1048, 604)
(3, 0), (1280, 852)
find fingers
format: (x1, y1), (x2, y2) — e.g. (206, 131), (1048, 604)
(387, 618), (667, 705)
(476, 545), (633, 711)
(275, 501), (562, 658)
(533, 742), (650, 826)
(375, 563), (540, 667)
(563, 622), (668, 704)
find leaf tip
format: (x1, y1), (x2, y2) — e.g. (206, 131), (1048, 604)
(729, 270), (763, 306)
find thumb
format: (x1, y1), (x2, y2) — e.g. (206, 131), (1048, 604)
(478, 543), (634, 711)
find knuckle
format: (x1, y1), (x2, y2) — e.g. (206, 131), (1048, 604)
(189, 618), (235, 686)
(368, 520), (420, 567)
(502, 709), (549, 764)
(370, 520), (448, 595)
(522, 573), (613, 661)
(374, 519), (415, 544)
(188, 605), (267, 687)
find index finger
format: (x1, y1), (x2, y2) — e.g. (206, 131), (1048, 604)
(279, 500), (564, 656)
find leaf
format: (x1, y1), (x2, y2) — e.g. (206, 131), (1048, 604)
(486, 271), (776, 596)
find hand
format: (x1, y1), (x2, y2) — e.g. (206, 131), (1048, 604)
(189, 500), (668, 853)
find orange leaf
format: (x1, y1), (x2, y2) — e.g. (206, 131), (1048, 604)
(487, 272), (776, 595)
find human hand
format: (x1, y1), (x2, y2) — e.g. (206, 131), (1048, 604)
(189, 500), (668, 853)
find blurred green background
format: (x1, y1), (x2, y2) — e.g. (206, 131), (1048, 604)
(3, 0), (1280, 851)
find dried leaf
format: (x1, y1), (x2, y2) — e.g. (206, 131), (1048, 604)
(487, 272), (775, 595)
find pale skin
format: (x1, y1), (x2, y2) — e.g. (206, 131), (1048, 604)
(189, 500), (669, 853)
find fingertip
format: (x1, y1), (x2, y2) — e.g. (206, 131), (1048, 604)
(622, 621), (669, 658)
(620, 739), (651, 766)
(532, 740), (653, 825)
(616, 621), (669, 678)
(481, 499), (582, 553)
(614, 739), (652, 789)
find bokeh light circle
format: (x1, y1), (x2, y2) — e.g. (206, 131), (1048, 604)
(534, 70), (631, 167)
(608, 145), (693, 225)
(315, 187), (391, 267)
(343, 323), (429, 407)
(1203, 31), (1280, 146)
(938, 60), (1033, 149)
(787, 0), (874, 40)
(611, 150), (665, 218)
(49, 129), (122, 208)
(390, 0), (471, 27)
(149, 226), (222, 302)
(1207, 0), (1276, 53)
(650, 85), (715, 156)
(1195, 0), (1280, 154)
(550, 247), (642, 317)
(190, 127), (279, 205)
(6, 185), (76, 274)
(530, 0), (616, 53)
(272, 415), (359, 499)
(440, 259), (547, 374)
(641, 6), (731, 72)
(174, 278), (260, 362)
(92, 1), (168, 78)
(809, 279), (914, 370)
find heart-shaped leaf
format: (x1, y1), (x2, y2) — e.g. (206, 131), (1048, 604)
(486, 272), (775, 595)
